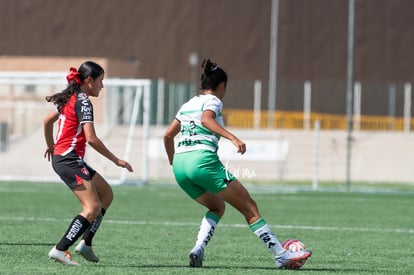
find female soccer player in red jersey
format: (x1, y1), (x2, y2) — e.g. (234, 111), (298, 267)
(43, 61), (133, 266)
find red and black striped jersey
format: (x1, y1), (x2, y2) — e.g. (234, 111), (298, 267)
(53, 92), (94, 158)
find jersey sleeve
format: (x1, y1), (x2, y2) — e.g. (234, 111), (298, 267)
(75, 92), (94, 123)
(202, 96), (222, 116)
(175, 109), (182, 122)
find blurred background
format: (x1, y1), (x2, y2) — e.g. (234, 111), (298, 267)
(0, 0), (413, 188)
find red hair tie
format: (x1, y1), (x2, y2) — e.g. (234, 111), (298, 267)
(66, 67), (81, 85)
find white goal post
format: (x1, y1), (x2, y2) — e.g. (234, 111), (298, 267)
(104, 78), (151, 185)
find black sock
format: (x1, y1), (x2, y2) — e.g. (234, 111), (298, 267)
(56, 215), (90, 251)
(83, 208), (106, 246)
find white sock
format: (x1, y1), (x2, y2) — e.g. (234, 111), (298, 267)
(251, 218), (285, 255)
(195, 212), (219, 248)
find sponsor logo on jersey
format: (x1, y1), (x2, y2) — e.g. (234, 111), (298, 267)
(66, 219), (83, 241)
(81, 105), (92, 113)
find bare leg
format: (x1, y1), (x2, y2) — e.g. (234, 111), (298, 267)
(217, 180), (285, 256)
(216, 180), (260, 224)
(54, 179), (99, 252)
(90, 172), (113, 210)
(193, 191), (225, 248)
(77, 172), (113, 247)
(187, 191), (226, 267)
(195, 191), (225, 218)
(72, 179), (102, 223)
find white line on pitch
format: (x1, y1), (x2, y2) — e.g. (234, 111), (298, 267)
(0, 216), (413, 234)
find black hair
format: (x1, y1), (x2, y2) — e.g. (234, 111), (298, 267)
(45, 61), (104, 110)
(200, 59), (227, 91)
(77, 61), (105, 82)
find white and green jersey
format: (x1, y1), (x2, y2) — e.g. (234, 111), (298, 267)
(175, 94), (224, 154)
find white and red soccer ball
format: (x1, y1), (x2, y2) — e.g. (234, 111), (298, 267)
(282, 239), (309, 269)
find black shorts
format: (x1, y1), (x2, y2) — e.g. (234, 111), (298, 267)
(52, 151), (96, 189)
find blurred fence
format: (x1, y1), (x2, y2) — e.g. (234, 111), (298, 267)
(0, 73), (413, 184)
(223, 109), (414, 131)
(153, 79), (414, 132)
(0, 74), (412, 138)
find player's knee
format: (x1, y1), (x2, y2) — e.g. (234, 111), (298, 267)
(83, 202), (102, 221)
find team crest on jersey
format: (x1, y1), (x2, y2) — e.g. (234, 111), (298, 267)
(81, 167), (89, 176)
(78, 92), (88, 100)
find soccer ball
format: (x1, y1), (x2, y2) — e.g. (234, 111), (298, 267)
(282, 239), (309, 269)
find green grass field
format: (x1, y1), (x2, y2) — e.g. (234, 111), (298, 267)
(0, 181), (413, 274)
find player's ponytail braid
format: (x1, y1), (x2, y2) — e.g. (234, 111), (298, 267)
(45, 84), (79, 112)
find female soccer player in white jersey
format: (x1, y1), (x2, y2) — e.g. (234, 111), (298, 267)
(163, 59), (311, 269)
(43, 61), (133, 266)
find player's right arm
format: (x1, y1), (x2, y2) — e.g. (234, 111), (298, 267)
(201, 110), (246, 154)
(83, 122), (133, 172)
(43, 110), (59, 161)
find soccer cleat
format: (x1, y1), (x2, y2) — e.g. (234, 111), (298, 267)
(75, 240), (99, 262)
(275, 249), (312, 269)
(48, 246), (80, 266)
(189, 245), (204, 267)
